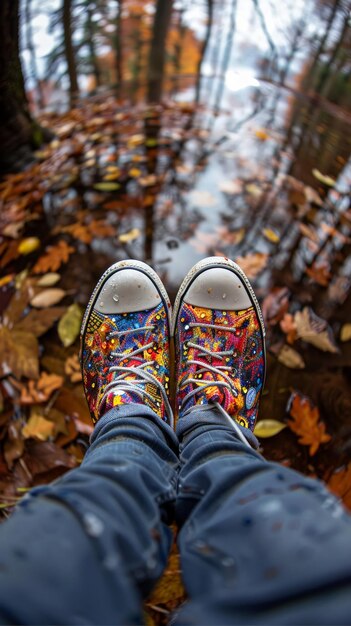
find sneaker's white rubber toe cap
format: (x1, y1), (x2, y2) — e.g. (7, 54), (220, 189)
(184, 268), (253, 310)
(94, 269), (162, 314)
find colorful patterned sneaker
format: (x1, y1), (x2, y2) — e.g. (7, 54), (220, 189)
(173, 256), (265, 436)
(80, 260), (173, 426)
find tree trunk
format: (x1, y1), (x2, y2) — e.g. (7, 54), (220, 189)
(86, 2), (102, 88)
(25, 0), (45, 110)
(115, 0), (123, 96)
(63, 0), (79, 104)
(147, 0), (173, 103)
(0, 0), (46, 173)
(195, 0), (214, 103)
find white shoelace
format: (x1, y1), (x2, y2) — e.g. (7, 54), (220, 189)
(179, 321), (251, 448)
(100, 325), (173, 424)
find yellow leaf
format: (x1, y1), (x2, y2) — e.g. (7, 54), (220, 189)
(119, 228), (141, 243)
(18, 237), (40, 255)
(254, 419), (287, 438)
(127, 134), (145, 148)
(94, 182), (121, 192)
(22, 413), (55, 441)
(263, 228), (280, 243)
(312, 169), (336, 187)
(58, 303), (83, 348)
(129, 168), (142, 178)
(255, 128), (269, 141)
(340, 324), (351, 342)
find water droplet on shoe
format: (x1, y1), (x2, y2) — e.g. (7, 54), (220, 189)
(222, 293), (227, 299)
(99, 302), (104, 307)
(113, 293), (119, 302)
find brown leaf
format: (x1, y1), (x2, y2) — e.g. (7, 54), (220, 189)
(4, 420), (24, 469)
(32, 240), (75, 274)
(279, 313), (297, 344)
(328, 464), (351, 511)
(288, 392), (331, 456)
(294, 307), (339, 353)
(22, 413), (55, 441)
(235, 253), (268, 279)
(30, 288), (66, 308)
(20, 372), (64, 405)
(15, 307), (65, 337)
(2, 282), (33, 328)
(0, 327), (39, 379)
(305, 262), (331, 287)
(23, 440), (76, 478)
(64, 354), (82, 383)
(262, 287), (290, 325)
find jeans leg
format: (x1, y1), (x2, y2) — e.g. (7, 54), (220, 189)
(174, 405), (351, 625)
(0, 405), (179, 625)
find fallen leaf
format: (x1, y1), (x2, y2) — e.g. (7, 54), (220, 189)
(58, 303), (83, 347)
(320, 222), (351, 245)
(17, 237), (41, 256)
(20, 373), (64, 404)
(263, 228), (280, 243)
(0, 274), (14, 288)
(340, 324), (351, 342)
(0, 327), (39, 379)
(245, 183), (262, 198)
(288, 391), (331, 456)
(93, 182), (121, 192)
(119, 228), (141, 244)
(299, 223), (319, 243)
(254, 419), (287, 438)
(235, 252), (268, 279)
(305, 262), (331, 287)
(139, 174), (158, 187)
(64, 354), (82, 383)
(218, 180), (243, 195)
(30, 288), (66, 308)
(32, 240), (75, 274)
(4, 420), (24, 469)
(294, 307), (339, 353)
(304, 186), (323, 206)
(23, 440), (76, 477)
(279, 313), (297, 344)
(22, 413), (55, 441)
(254, 128), (269, 141)
(277, 345), (305, 369)
(328, 464), (351, 510)
(127, 133), (144, 148)
(36, 273), (61, 287)
(312, 169), (336, 187)
(15, 307), (65, 337)
(262, 287), (290, 325)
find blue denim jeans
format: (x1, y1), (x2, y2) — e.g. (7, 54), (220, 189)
(1, 404), (351, 625)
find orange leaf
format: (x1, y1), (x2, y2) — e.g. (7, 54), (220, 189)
(328, 464), (351, 511)
(235, 252), (269, 279)
(20, 372), (64, 405)
(32, 240), (75, 274)
(305, 262), (331, 287)
(288, 392), (331, 456)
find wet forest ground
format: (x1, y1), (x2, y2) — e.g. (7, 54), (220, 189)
(0, 86), (351, 620)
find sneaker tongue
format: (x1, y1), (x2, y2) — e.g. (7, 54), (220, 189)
(99, 388), (141, 417)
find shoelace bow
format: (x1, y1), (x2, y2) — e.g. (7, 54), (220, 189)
(180, 320), (251, 448)
(100, 325), (173, 424)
